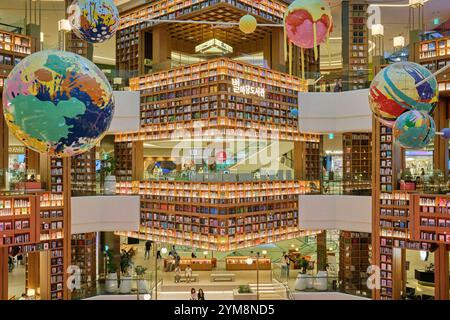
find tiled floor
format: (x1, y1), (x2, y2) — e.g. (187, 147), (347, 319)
(8, 262), (26, 299)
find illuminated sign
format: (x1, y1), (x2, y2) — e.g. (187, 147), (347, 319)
(195, 39), (233, 54)
(8, 146), (25, 154)
(231, 78), (265, 98)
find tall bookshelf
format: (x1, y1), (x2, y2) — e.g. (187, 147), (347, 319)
(71, 148), (97, 196)
(114, 141), (144, 182)
(343, 133), (372, 194)
(342, 1), (369, 91)
(0, 30), (31, 89)
(301, 140), (322, 181)
(71, 232), (96, 298)
(339, 231), (371, 297)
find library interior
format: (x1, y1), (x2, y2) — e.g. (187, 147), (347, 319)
(0, 0), (449, 301)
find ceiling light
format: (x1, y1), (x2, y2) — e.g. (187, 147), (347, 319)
(195, 38), (233, 54)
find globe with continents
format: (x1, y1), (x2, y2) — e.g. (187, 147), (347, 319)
(68, 0), (119, 43)
(2, 50), (114, 157)
(393, 110), (435, 149)
(369, 61), (438, 126)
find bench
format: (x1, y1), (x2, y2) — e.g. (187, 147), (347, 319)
(210, 273), (236, 282)
(174, 273), (199, 283)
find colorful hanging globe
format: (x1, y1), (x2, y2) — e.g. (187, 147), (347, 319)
(393, 110), (435, 149)
(2, 50), (114, 157)
(239, 14), (257, 34)
(284, 0), (333, 50)
(68, 0), (119, 43)
(369, 61), (438, 125)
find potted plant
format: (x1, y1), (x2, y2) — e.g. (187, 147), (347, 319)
(105, 249), (118, 293)
(233, 284), (257, 300)
(100, 153), (116, 195)
(119, 250), (134, 294)
(134, 265), (149, 294)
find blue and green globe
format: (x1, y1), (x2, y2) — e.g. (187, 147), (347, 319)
(393, 110), (435, 149)
(2, 50), (114, 157)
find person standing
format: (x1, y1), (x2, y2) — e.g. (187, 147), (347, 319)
(185, 264), (193, 283)
(190, 288), (197, 300)
(198, 288), (205, 300)
(144, 240), (152, 260)
(284, 254), (291, 279)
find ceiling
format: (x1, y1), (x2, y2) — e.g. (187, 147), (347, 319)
(0, 0), (449, 70)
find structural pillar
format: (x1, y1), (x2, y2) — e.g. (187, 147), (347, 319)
(433, 99), (448, 179)
(0, 107), (8, 189)
(316, 230), (327, 271)
(152, 24), (171, 72)
(270, 28), (286, 73)
(0, 247), (8, 300)
(434, 244), (449, 300)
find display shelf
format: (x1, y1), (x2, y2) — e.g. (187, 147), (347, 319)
(343, 133), (372, 194)
(0, 30), (31, 90)
(339, 231), (371, 297)
(0, 195), (38, 247)
(225, 256), (271, 270)
(414, 194), (450, 243)
(419, 37), (450, 60)
(116, 180), (313, 251)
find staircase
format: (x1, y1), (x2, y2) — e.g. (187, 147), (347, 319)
(248, 283), (288, 300)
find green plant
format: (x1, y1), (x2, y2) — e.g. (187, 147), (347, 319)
(105, 249), (117, 274)
(135, 265), (147, 276)
(100, 153), (116, 176)
(238, 285), (252, 294)
(120, 250), (134, 275)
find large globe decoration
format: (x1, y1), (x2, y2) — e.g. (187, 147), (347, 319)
(2, 50), (114, 157)
(68, 0), (119, 43)
(284, 0), (333, 50)
(393, 110), (435, 149)
(369, 62), (438, 126)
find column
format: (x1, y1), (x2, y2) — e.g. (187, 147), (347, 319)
(0, 107), (8, 189)
(433, 99), (449, 180)
(316, 230), (327, 271)
(0, 247), (8, 300)
(152, 24), (171, 70)
(434, 244), (449, 300)
(270, 28), (286, 73)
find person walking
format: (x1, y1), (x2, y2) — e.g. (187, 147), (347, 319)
(144, 240), (152, 260)
(197, 288), (205, 300)
(185, 264), (193, 283)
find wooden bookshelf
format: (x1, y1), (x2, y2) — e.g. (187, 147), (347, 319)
(116, 180), (316, 251)
(414, 194), (450, 243)
(225, 256), (271, 270)
(343, 133), (372, 194)
(343, 2), (369, 90)
(71, 232), (96, 296)
(339, 231), (371, 297)
(301, 139), (322, 181)
(0, 195), (39, 248)
(419, 37), (450, 61)
(115, 141), (144, 182)
(71, 148), (96, 196)
(0, 30), (31, 89)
